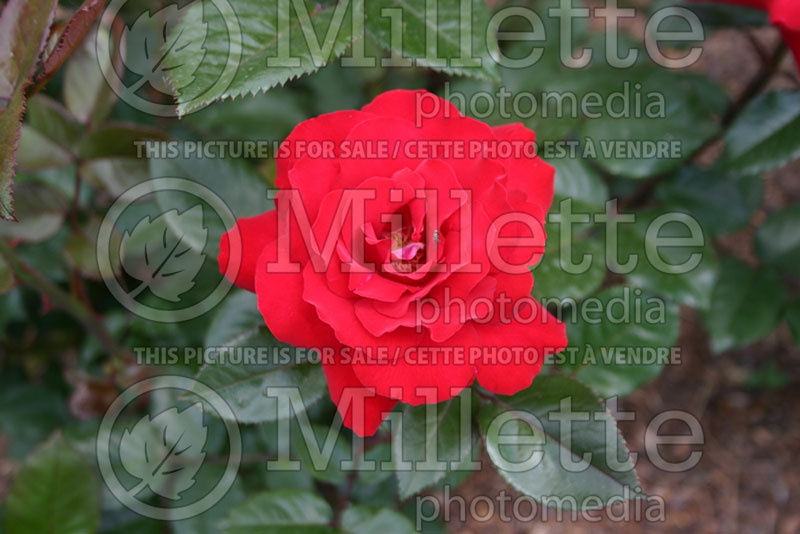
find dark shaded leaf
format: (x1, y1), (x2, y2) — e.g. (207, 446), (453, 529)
(703, 258), (787, 353)
(723, 91), (800, 175)
(6, 433), (99, 534)
(569, 286), (680, 397)
(220, 490), (335, 534)
(480, 375), (639, 507)
(755, 205), (800, 276)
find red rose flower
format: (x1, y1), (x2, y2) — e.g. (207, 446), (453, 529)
(218, 90), (567, 436)
(702, 0), (800, 68)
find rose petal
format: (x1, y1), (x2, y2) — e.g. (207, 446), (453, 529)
(276, 109), (375, 188)
(473, 301), (567, 395)
(218, 210), (277, 292)
(323, 354), (397, 436)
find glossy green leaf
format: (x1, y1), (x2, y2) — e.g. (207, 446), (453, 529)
(551, 157), (609, 212)
(617, 211), (718, 309)
(294, 421), (352, 485)
(755, 205), (800, 276)
(393, 390), (474, 500)
(568, 286), (680, 397)
(723, 91), (800, 175)
(185, 87), (307, 142)
(341, 506), (416, 534)
(194, 291), (327, 423)
(580, 69), (726, 179)
(480, 375), (639, 507)
(533, 220), (606, 303)
(655, 165), (762, 236)
(6, 433), (99, 534)
(167, 0), (356, 115)
(171, 465), (246, 534)
(119, 404), (208, 500)
(703, 258), (787, 353)
(220, 490), (335, 534)
(365, 0), (500, 82)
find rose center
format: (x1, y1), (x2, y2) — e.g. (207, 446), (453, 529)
(389, 230), (425, 273)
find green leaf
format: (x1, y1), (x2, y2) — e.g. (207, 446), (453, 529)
(171, 464), (246, 534)
(532, 220), (605, 303)
(365, 0), (500, 83)
(617, 211), (718, 309)
(703, 258), (787, 353)
(393, 390), (474, 500)
(569, 286), (680, 397)
(6, 433), (99, 534)
(0, 178), (70, 243)
(63, 216), (106, 279)
(77, 123), (170, 160)
(194, 291), (327, 423)
(124, 4), (208, 97)
(16, 125), (73, 171)
(0, 381), (69, 459)
(723, 91), (800, 175)
(220, 490), (335, 534)
(353, 442), (394, 487)
(0, 0), (60, 219)
(755, 205), (800, 276)
(341, 506), (416, 534)
(119, 404), (208, 500)
(81, 158), (150, 198)
(785, 300), (800, 348)
(580, 68), (726, 179)
(119, 205), (208, 302)
(480, 375), (639, 507)
(551, 158), (609, 213)
(655, 165), (762, 236)
(63, 17), (118, 124)
(185, 87), (307, 142)
(167, 0), (356, 116)
(21, 95), (83, 156)
(150, 147), (269, 253)
(17, 97), (156, 169)
(295, 421), (352, 485)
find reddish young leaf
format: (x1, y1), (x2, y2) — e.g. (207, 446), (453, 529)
(0, 0), (59, 221)
(33, 0), (109, 92)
